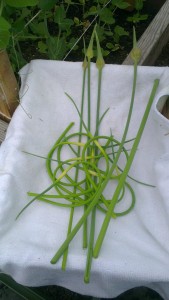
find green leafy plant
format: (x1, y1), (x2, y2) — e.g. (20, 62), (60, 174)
(0, 0), (39, 70)
(0, 0), (148, 72)
(127, 0), (148, 23)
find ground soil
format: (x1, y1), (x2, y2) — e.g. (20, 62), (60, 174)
(19, 2), (156, 66)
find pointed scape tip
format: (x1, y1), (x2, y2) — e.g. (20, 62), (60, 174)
(95, 29), (105, 70)
(133, 26), (137, 49)
(130, 27), (141, 64)
(86, 25), (96, 60)
(96, 57), (105, 70)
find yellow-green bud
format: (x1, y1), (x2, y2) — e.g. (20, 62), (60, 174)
(96, 57), (105, 70)
(86, 27), (95, 60)
(86, 47), (93, 59)
(130, 47), (141, 63)
(82, 57), (88, 70)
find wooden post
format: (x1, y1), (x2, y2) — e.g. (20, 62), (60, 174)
(0, 50), (18, 122)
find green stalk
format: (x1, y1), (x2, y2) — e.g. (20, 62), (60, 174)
(50, 176), (110, 264)
(83, 61), (90, 249)
(93, 78), (159, 258)
(46, 122), (74, 182)
(62, 59), (87, 269)
(16, 123), (74, 220)
(82, 139), (88, 239)
(84, 68), (102, 283)
(61, 207), (74, 270)
(83, 29), (95, 248)
(84, 30), (104, 282)
(50, 78), (159, 265)
(87, 59), (91, 132)
(19, 158), (80, 215)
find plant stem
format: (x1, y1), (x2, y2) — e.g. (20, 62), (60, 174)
(83, 48), (93, 248)
(46, 122), (74, 182)
(16, 123), (74, 220)
(50, 76), (159, 266)
(62, 64), (87, 269)
(84, 68), (102, 283)
(87, 59), (91, 132)
(93, 78), (159, 258)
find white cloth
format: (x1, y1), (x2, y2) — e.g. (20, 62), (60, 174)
(0, 60), (169, 299)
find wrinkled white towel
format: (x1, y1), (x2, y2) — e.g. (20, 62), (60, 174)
(0, 60), (169, 299)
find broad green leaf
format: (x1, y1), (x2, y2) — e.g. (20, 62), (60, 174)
(83, 6), (99, 18)
(30, 21), (47, 36)
(101, 48), (110, 57)
(13, 19), (26, 33)
(89, 6), (97, 13)
(38, 0), (56, 10)
(99, 8), (115, 24)
(95, 25), (105, 42)
(127, 13), (148, 23)
(0, 16), (11, 30)
(137, 14), (148, 21)
(106, 42), (114, 49)
(104, 31), (114, 37)
(0, 273), (46, 300)
(5, 0), (38, 7)
(135, 0), (143, 10)
(54, 6), (73, 32)
(106, 43), (120, 52)
(38, 40), (47, 53)
(0, 30), (10, 49)
(106, 42), (119, 51)
(18, 7), (31, 19)
(54, 6), (66, 24)
(112, 0), (129, 9)
(114, 25), (129, 36)
(47, 36), (67, 60)
(59, 18), (73, 32)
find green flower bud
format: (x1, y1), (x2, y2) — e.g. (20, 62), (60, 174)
(131, 26), (141, 63)
(95, 29), (105, 70)
(130, 47), (141, 63)
(86, 47), (94, 59)
(96, 57), (105, 70)
(82, 57), (88, 70)
(86, 28), (95, 60)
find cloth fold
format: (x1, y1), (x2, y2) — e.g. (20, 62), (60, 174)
(0, 60), (169, 299)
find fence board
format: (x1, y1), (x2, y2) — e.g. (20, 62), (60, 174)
(0, 119), (8, 144)
(123, 0), (169, 65)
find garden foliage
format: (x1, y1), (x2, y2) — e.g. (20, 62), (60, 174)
(0, 0), (147, 71)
